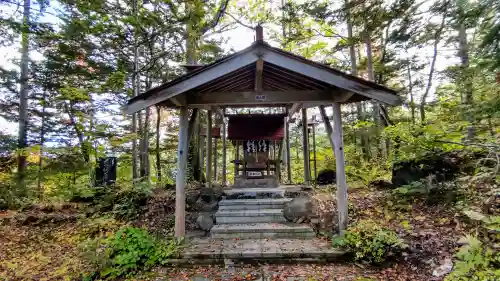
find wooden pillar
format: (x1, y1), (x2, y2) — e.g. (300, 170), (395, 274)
(214, 137), (218, 182)
(233, 141), (238, 178)
(175, 106), (189, 238)
(199, 135), (205, 179)
(222, 121), (227, 186)
(301, 108), (310, 184)
(206, 110), (213, 188)
(332, 102), (348, 233)
(285, 117), (291, 184)
(312, 123), (317, 181)
(277, 141), (282, 182)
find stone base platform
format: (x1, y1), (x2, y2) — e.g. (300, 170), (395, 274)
(178, 238), (346, 264)
(233, 176), (279, 189)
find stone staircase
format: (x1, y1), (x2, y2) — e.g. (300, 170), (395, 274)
(211, 185), (315, 239)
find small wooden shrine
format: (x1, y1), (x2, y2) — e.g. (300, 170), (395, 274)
(228, 114), (285, 180)
(125, 26), (401, 238)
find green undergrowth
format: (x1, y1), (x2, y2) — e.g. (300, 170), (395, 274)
(332, 220), (407, 264)
(81, 226), (180, 280)
(445, 235), (500, 281)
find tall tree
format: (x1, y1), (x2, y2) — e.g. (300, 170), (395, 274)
(420, 1), (449, 122)
(17, 0), (31, 183)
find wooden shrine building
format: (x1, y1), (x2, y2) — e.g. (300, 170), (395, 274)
(125, 26), (401, 238)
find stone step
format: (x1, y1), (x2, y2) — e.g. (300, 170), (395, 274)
(215, 209), (286, 224)
(218, 198), (292, 210)
(211, 223), (315, 239)
(180, 238), (346, 262)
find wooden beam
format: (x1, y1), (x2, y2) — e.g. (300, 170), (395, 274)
(332, 102), (348, 233)
(261, 50), (402, 105)
(205, 110), (213, 188)
(188, 90), (332, 106)
(175, 106), (189, 238)
(335, 91), (355, 102)
(125, 50), (259, 114)
(255, 59), (264, 92)
(170, 95), (186, 106)
(301, 108), (310, 184)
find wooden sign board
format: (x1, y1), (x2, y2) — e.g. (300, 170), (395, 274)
(201, 127), (221, 138)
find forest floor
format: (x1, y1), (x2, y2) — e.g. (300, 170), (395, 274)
(0, 183), (473, 281)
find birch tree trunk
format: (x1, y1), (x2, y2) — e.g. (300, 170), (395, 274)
(18, 0), (30, 184)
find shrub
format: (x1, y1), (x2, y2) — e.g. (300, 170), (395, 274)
(445, 235), (500, 281)
(110, 182), (152, 219)
(81, 226), (179, 279)
(332, 220), (406, 264)
(346, 162), (390, 186)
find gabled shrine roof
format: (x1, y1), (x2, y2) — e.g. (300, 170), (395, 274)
(125, 41), (401, 114)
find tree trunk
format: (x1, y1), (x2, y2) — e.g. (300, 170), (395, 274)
(37, 93), (46, 194)
(17, 0), (30, 184)
(364, 30), (381, 158)
(187, 109), (199, 181)
(131, 0), (139, 180)
(65, 101), (90, 163)
(407, 64), (415, 124)
(140, 108), (150, 178)
(346, 0), (368, 159)
(155, 106), (161, 184)
(458, 21), (474, 139)
(420, 6), (447, 122)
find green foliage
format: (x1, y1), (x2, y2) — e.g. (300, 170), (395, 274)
(77, 216), (125, 239)
(445, 235), (500, 281)
(81, 226), (179, 279)
(388, 179), (464, 208)
(346, 162), (390, 186)
(109, 181), (152, 220)
(332, 220), (406, 264)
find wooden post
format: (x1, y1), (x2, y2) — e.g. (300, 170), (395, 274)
(206, 110), (213, 188)
(301, 108), (310, 184)
(222, 121), (227, 186)
(214, 137), (218, 182)
(312, 123), (317, 181)
(285, 117), (291, 184)
(233, 141), (237, 178)
(332, 102), (348, 233)
(175, 106), (189, 238)
(277, 141), (283, 182)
